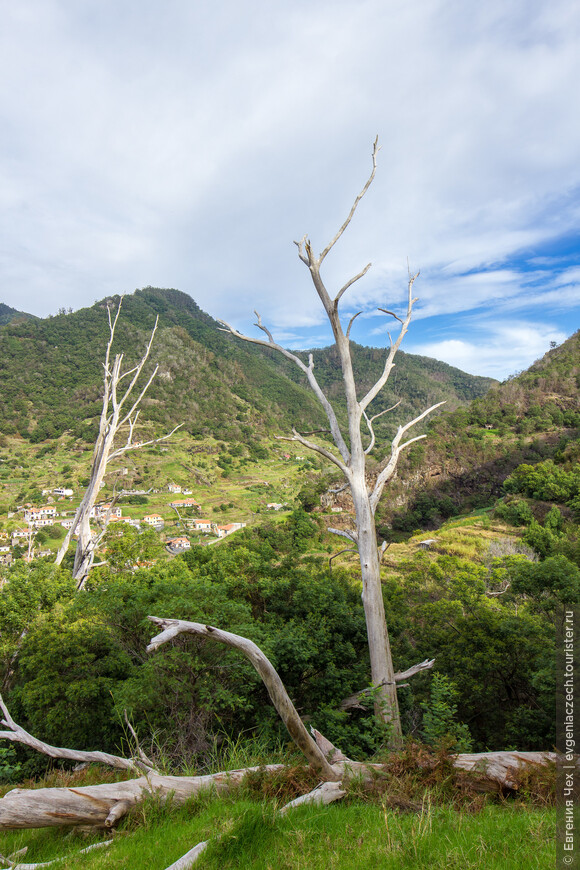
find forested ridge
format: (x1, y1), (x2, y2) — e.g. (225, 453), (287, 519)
(0, 287), (494, 445)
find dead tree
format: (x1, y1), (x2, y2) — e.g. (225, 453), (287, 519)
(219, 139), (443, 746)
(54, 298), (180, 589)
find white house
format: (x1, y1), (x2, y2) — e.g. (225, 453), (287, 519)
(24, 506), (56, 524)
(169, 498), (201, 510)
(143, 514), (164, 528)
(167, 483), (182, 494)
(215, 522), (246, 539)
(166, 536), (191, 552)
(53, 487), (74, 497)
(192, 519), (214, 532)
(89, 503), (123, 520)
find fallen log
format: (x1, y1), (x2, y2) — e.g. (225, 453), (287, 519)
(146, 616), (339, 782)
(450, 750), (559, 791)
(0, 765), (286, 830)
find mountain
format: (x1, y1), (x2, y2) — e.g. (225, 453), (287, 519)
(0, 303), (37, 326)
(380, 330), (580, 530)
(0, 287), (495, 446)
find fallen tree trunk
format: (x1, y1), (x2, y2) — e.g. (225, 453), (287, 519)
(146, 616), (339, 782)
(0, 765), (286, 830)
(0, 750), (559, 830)
(450, 750), (558, 791)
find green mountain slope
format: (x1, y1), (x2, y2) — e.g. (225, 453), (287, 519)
(0, 303), (37, 326)
(0, 287), (495, 447)
(382, 330), (580, 529)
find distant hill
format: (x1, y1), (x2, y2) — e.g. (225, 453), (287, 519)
(0, 287), (495, 446)
(0, 303), (37, 326)
(380, 330), (580, 530)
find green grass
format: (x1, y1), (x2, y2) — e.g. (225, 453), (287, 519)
(0, 799), (555, 869)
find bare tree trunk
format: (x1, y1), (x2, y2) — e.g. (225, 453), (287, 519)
(54, 297), (180, 588)
(353, 484), (401, 741)
(218, 140), (443, 745)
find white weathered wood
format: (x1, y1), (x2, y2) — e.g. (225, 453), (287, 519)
(339, 659), (435, 711)
(450, 750), (559, 791)
(279, 781), (346, 814)
(147, 617), (339, 782)
(164, 841), (209, 870)
(218, 142), (445, 745)
(0, 749), (559, 831)
(0, 694), (156, 774)
(53, 297), (180, 588)
(0, 765), (286, 830)
(12, 840), (113, 869)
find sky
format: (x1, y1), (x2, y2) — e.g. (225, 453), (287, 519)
(1, 0), (579, 381)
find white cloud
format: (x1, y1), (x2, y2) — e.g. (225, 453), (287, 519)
(407, 321), (568, 379)
(0, 0), (578, 373)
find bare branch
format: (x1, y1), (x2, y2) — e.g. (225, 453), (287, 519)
(276, 430), (350, 477)
(345, 311), (362, 340)
(359, 271), (420, 414)
(109, 424), (183, 461)
(123, 710), (157, 770)
(164, 842), (209, 869)
(327, 527), (359, 545)
(147, 617), (339, 782)
(334, 263), (371, 308)
(339, 659), (435, 711)
(218, 319), (350, 462)
(363, 401), (402, 455)
(0, 694), (155, 774)
(378, 540), (391, 564)
(328, 547), (357, 571)
(378, 308), (403, 323)
(253, 310), (275, 343)
(279, 781), (346, 815)
(319, 136), (379, 263)
(369, 401), (445, 513)
(117, 316), (159, 409)
(293, 233), (309, 265)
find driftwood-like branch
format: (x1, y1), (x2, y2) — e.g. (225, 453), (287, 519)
(164, 842), (209, 870)
(452, 751), (558, 791)
(218, 318), (350, 463)
(339, 659), (435, 711)
(358, 271), (420, 415)
(4, 840), (113, 868)
(146, 617), (339, 782)
(0, 694), (156, 774)
(0, 765), (286, 830)
(319, 136), (379, 265)
(369, 402), (446, 514)
(363, 401), (402, 455)
(327, 527), (359, 545)
(276, 430), (350, 477)
(279, 781), (346, 815)
(334, 264), (372, 308)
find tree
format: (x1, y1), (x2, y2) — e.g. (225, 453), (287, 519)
(54, 298), (180, 588)
(219, 139), (442, 746)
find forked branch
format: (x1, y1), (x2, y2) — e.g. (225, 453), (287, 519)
(369, 401), (446, 514)
(218, 317), (349, 462)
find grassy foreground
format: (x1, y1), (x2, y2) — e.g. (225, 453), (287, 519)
(0, 795), (555, 869)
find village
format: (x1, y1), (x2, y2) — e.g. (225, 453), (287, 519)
(0, 478), (287, 567)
